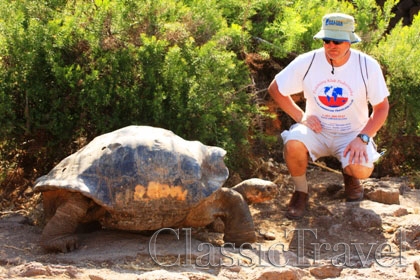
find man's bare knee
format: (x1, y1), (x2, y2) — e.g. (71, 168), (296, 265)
(344, 165), (373, 179)
(284, 140), (307, 155)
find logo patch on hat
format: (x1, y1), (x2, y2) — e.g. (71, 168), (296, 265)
(325, 19), (344, 27)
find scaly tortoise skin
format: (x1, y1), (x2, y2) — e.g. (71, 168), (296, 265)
(34, 125), (277, 252)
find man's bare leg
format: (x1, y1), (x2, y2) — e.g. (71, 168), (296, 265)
(284, 140), (310, 219)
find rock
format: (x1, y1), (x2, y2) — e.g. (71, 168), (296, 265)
(310, 264), (343, 279)
(364, 180), (400, 204)
(89, 275), (106, 280)
(9, 262), (50, 278)
(1, 213), (32, 225)
(9, 262), (79, 278)
(246, 267), (305, 280)
(365, 188), (400, 204)
(344, 206), (382, 229)
(392, 214), (420, 250)
(414, 260), (420, 277)
(260, 230), (276, 240)
(183, 271), (217, 279)
(138, 269), (190, 280)
(359, 200), (409, 218)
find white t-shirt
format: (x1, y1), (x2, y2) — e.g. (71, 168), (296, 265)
(274, 48), (389, 133)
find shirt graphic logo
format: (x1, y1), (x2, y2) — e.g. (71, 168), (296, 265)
(318, 86), (348, 107)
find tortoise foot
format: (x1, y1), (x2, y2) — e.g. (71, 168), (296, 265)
(207, 217), (225, 233)
(41, 234), (79, 253)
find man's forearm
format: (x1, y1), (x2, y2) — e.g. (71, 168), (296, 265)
(359, 98), (390, 137)
(268, 81), (305, 123)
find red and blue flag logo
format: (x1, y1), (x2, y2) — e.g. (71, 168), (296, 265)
(318, 86), (348, 107)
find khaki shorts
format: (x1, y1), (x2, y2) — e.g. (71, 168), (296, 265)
(281, 123), (381, 168)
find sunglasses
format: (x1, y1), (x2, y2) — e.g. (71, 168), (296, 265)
(323, 39), (345, 45)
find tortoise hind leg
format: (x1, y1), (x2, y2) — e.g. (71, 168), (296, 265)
(218, 188), (256, 246)
(40, 191), (90, 252)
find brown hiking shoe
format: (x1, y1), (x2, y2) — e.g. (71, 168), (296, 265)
(342, 172), (364, 202)
(286, 191), (308, 220)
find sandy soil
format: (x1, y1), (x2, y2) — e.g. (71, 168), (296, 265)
(1, 164), (419, 279)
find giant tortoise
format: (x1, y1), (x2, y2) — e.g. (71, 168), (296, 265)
(34, 125), (277, 252)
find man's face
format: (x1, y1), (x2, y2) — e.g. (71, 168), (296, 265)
(323, 39), (351, 63)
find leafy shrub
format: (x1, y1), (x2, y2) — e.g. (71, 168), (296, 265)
(256, 0), (351, 58)
(0, 0), (256, 173)
(371, 14), (420, 173)
(252, 0), (396, 58)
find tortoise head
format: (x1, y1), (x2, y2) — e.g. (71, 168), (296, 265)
(231, 178), (278, 204)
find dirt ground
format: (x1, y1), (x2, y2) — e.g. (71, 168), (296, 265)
(1, 162), (420, 279)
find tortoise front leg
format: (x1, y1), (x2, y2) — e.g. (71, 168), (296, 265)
(40, 192), (90, 252)
(218, 188), (256, 246)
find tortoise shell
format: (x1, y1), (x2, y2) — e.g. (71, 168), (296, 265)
(34, 126), (229, 227)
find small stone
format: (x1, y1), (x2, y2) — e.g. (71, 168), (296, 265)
(10, 262), (50, 277)
(251, 267), (300, 280)
(310, 264), (343, 279)
(262, 231), (276, 240)
(414, 260), (420, 277)
(137, 270), (189, 280)
(89, 275), (106, 280)
(365, 188), (400, 204)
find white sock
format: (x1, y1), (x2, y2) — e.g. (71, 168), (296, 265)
(292, 174), (308, 193)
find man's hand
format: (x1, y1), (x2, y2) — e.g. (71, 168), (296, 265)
(343, 137), (369, 164)
(300, 115), (322, 133)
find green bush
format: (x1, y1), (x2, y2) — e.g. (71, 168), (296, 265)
(256, 0), (350, 58)
(373, 15), (420, 136)
(0, 0), (256, 172)
(370, 14), (420, 173)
